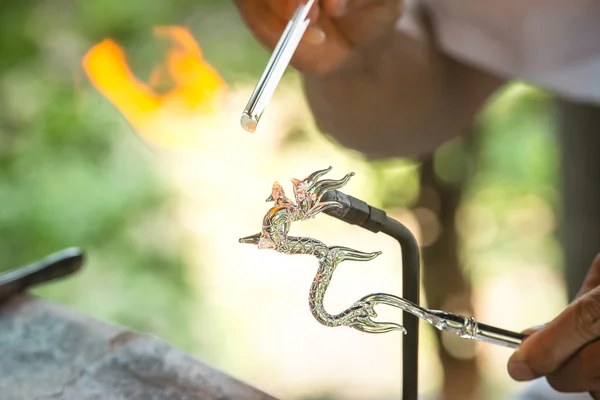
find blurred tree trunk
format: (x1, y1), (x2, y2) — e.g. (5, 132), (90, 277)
(413, 11), (480, 397)
(556, 99), (600, 300)
(417, 132), (480, 400)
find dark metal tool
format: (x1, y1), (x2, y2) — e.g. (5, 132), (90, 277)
(0, 247), (85, 304)
(321, 189), (525, 398)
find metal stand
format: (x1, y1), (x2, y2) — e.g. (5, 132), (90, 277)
(323, 190), (420, 400)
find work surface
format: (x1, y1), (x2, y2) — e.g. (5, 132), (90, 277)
(0, 295), (277, 400)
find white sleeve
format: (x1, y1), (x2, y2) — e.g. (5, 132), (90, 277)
(420, 0), (600, 105)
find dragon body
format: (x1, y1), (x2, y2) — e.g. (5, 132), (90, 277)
(241, 168), (525, 349)
(240, 167), (405, 334)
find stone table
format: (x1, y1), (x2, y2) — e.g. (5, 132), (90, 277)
(0, 295), (277, 400)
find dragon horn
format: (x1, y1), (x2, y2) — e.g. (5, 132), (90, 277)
(302, 166), (333, 187)
(311, 172), (355, 202)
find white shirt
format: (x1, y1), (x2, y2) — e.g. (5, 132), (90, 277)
(418, 0), (600, 105)
(407, 3), (597, 399)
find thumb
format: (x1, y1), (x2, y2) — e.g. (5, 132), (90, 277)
(507, 287), (600, 381)
(576, 254), (600, 299)
(521, 324), (548, 337)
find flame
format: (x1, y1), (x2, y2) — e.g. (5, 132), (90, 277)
(82, 26), (227, 149)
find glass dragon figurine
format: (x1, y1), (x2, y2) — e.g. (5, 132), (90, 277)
(240, 167), (525, 349)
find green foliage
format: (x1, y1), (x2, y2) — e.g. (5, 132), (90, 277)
(369, 159), (421, 209)
(0, 0), (211, 353)
(475, 83), (557, 194)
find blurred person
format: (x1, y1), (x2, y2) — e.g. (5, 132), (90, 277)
(233, 0), (600, 398)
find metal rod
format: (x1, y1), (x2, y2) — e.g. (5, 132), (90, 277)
(322, 190), (420, 400)
(475, 322), (525, 349)
(241, 0), (316, 133)
(379, 218), (420, 400)
(434, 311), (525, 349)
(321, 189), (527, 396)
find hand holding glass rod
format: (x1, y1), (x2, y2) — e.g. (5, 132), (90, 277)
(241, 0), (316, 133)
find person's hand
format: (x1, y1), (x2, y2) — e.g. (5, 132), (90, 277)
(232, 0), (403, 76)
(507, 254), (600, 398)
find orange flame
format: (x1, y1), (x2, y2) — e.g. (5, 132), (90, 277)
(82, 26), (227, 149)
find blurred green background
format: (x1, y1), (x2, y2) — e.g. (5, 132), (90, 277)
(0, 1), (572, 399)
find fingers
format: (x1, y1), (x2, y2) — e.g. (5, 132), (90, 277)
(508, 286), (600, 381)
(235, 0), (336, 49)
(545, 339), (600, 393)
(325, 0), (403, 46)
(337, 0), (402, 13)
(233, 0), (288, 48)
(521, 324), (548, 337)
(264, 0), (302, 19)
(577, 254), (600, 298)
(540, 255), (600, 394)
(322, 0), (347, 16)
(233, 0), (401, 75)
(264, 0), (321, 24)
